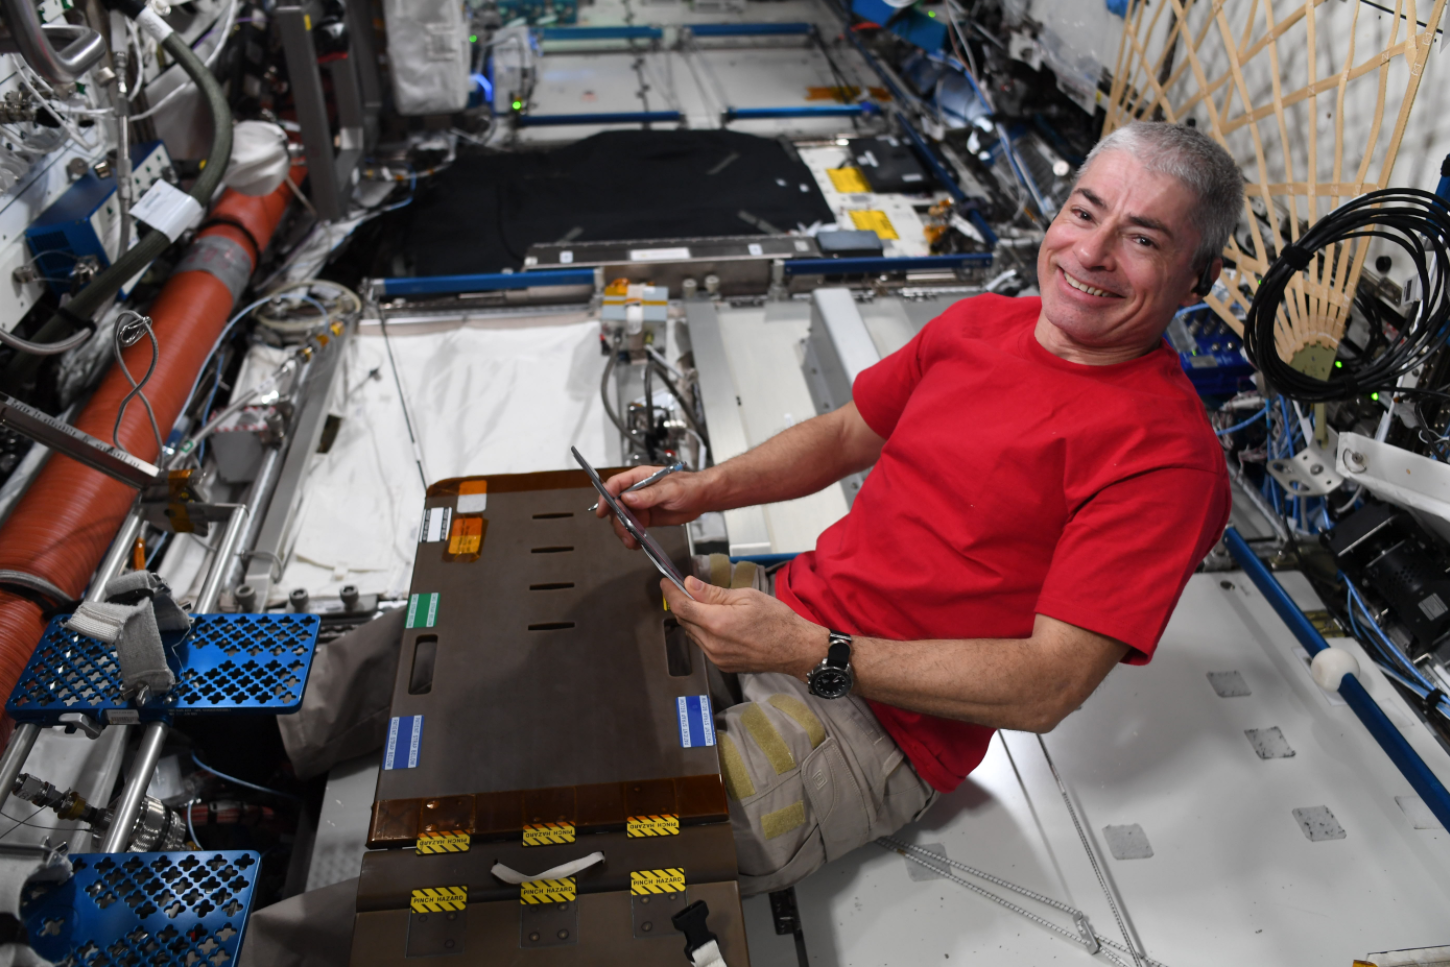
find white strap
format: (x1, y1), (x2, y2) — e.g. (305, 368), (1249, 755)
(690, 939), (728, 967)
(490, 851), (604, 885)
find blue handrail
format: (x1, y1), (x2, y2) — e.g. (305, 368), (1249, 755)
(539, 25), (663, 40)
(1223, 526), (1450, 832)
(378, 269), (596, 298)
(689, 22), (814, 36)
(783, 254), (992, 276)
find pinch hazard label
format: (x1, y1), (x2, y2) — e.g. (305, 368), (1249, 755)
(520, 878), (575, 904)
(631, 869), (685, 895)
(627, 814), (680, 838)
(411, 886), (467, 912)
(522, 822), (575, 846)
(416, 831), (470, 855)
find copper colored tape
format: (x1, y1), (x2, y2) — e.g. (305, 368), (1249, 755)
(368, 775), (728, 848)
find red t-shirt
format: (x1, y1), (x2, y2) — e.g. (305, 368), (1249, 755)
(776, 294), (1231, 792)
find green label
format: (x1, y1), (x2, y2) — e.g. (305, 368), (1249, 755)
(407, 593), (439, 628)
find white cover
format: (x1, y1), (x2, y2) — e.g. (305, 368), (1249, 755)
(272, 318), (614, 603)
(383, 0), (471, 115)
(224, 121), (291, 197)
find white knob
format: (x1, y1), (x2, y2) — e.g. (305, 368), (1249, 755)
(1310, 647), (1361, 692)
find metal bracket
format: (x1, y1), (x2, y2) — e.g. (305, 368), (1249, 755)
(0, 392), (159, 488)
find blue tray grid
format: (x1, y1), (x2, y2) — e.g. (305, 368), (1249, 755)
(6, 613), (321, 724)
(23, 850), (261, 967)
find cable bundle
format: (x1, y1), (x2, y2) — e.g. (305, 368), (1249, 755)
(1243, 188), (1450, 402)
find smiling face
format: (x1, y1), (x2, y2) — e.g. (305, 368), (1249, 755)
(1035, 149), (1215, 365)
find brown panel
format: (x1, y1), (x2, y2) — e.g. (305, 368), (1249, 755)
(624, 780), (677, 818)
(677, 774), (729, 819)
(374, 481), (720, 805)
(351, 881), (751, 967)
(421, 796), (474, 834)
(522, 787), (576, 826)
(475, 790), (525, 835)
(574, 782), (627, 826)
(356, 823), (740, 910)
(370, 799), (418, 845)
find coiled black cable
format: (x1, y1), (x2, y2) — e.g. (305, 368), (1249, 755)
(1242, 187), (1450, 403)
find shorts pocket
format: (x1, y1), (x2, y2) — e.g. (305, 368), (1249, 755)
(737, 826), (826, 898)
(801, 736), (872, 864)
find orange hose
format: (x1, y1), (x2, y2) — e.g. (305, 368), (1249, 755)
(0, 172), (299, 728)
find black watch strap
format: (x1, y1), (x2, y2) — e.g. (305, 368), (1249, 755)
(826, 630), (852, 666)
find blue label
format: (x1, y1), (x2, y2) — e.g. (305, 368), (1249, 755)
(384, 714), (424, 770)
(677, 695), (714, 748)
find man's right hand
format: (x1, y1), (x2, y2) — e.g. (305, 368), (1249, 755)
(596, 465), (711, 550)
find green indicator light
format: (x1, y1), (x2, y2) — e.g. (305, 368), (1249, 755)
(1371, 392), (1380, 401)
(1334, 359), (1343, 368)
(470, 34), (478, 42)
(512, 100), (523, 110)
(927, 9), (936, 15)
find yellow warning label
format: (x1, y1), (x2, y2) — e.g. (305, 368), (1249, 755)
(520, 878), (576, 904)
(416, 831), (471, 855)
(631, 869), (686, 895)
(522, 822), (575, 846)
(411, 886), (467, 912)
(828, 167), (872, 194)
(627, 814), (680, 838)
(848, 209), (899, 240)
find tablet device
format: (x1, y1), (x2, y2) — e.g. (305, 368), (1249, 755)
(572, 447), (694, 600)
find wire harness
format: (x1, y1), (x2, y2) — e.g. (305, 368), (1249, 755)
(1243, 188), (1450, 403)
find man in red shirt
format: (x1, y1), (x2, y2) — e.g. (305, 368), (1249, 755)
(599, 120), (1239, 894)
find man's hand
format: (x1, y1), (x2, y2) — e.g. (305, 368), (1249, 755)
(662, 576), (824, 676)
(595, 466), (712, 549)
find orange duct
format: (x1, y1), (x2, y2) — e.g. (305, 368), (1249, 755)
(0, 172), (301, 723)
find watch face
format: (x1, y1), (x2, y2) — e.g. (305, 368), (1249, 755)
(809, 667), (853, 699)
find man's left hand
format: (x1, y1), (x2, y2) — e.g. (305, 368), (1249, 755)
(662, 576), (823, 677)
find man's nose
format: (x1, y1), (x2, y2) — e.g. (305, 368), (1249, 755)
(1075, 222), (1116, 271)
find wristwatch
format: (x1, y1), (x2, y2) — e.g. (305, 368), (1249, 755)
(807, 630), (854, 699)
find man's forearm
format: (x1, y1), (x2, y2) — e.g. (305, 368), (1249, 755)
(697, 404), (882, 511)
(820, 617), (1129, 733)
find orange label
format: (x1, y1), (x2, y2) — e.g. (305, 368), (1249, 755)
(448, 517), (484, 555)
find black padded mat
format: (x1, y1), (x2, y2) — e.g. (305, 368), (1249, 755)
(402, 130), (835, 275)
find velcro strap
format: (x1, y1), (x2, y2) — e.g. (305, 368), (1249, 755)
(1279, 244), (1313, 272)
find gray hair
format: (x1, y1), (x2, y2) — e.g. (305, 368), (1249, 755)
(1081, 121), (1245, 271)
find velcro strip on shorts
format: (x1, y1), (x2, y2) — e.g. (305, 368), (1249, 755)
(768, 694), (826, 749)
(742, 703), (795, 775)
(708, 553), (732, 588)
(730, 561), (758, 589)
(761, 800), (806, 841)
(719, 734), (755, 801)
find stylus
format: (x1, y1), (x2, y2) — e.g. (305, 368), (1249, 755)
(588, 461), (685, 512)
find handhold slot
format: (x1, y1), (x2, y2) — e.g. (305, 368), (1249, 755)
(663, 617), (692, 677)
(528, 622), (576, 631)
(532, 512), (575, 519)
(409, 635), (438, 694)
(531, 546), (575, 554)
(530, 583), (576, 591)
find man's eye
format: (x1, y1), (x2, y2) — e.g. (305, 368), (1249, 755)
(1133, 236), (1155, 247)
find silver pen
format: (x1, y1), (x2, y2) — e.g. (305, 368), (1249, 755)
(589, 461), (686, 512)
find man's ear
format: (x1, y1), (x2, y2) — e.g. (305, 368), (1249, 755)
(1187, 257), (1223, 303)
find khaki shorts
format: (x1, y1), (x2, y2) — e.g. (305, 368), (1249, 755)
(694, 555), (938, 897)
(719, 672), (937, 895)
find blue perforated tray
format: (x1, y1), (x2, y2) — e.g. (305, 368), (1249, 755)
(23, 850), (260, 967)
(6, 613), (321, 724)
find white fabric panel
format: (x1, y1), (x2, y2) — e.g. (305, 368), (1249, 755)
(274, 319), (612, 602)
